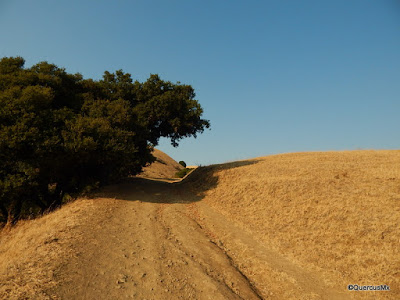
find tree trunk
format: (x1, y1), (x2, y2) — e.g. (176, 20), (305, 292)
(6, 198), (22, 226)
(33, 195), (48, 214)
(0, 202), (8, 223)
(48, 184), (64, 211)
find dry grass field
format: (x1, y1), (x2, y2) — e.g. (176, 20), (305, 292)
(0, 150), (398, 299)
(138, 148), (184, 180)
(189, 150), (400, 298)
(0, 198), (101, 299)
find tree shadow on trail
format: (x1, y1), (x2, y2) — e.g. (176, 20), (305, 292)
(94, 159), (260, 204)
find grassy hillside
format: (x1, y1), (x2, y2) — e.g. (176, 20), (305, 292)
(188, 150), (400, 296)
(2, 150), (398, 299)
(0, 199), (100, 299)
(138, 149), (184, 180)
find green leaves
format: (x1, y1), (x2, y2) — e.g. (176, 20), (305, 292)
(0, 56), (25, 75)
(0, 56), (210, 225)
(133, 77), (210, 146)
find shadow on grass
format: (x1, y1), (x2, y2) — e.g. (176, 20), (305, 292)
(94, 159), (261, 204)
(0, 159), (260, 229)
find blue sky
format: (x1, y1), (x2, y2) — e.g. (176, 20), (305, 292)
(1, 0), (399, 165)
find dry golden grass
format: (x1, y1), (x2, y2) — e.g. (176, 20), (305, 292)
(0, 148), (182, 299)
(138, 148), (183, 180)
(2, 150), (398, 299)
(0, 199), (99, 299)
(194, 150), (400, 298)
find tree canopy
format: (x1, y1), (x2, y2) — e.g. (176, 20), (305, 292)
(0, 56), (210, 225)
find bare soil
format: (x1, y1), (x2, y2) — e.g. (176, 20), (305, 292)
(0, 178), (347, 300)
(1, 150), (398, 299)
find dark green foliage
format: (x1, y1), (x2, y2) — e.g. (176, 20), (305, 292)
(179, 161), (187, 168)
(175, 168), (193, 178)
(0, 57), (210, 225)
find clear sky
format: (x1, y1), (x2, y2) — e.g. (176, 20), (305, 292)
(1, 0), (399, 165)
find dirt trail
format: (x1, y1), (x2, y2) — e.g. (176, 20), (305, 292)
(46, 176), (350, 300)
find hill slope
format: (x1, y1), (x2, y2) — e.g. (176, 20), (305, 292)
(187, 150), (400, 298)
(138, 148), (184, 180)
(0, 150), (399, 299)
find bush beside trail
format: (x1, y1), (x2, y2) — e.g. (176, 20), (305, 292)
(175, 168), (194, 178)
(0, 56), (210, 226)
